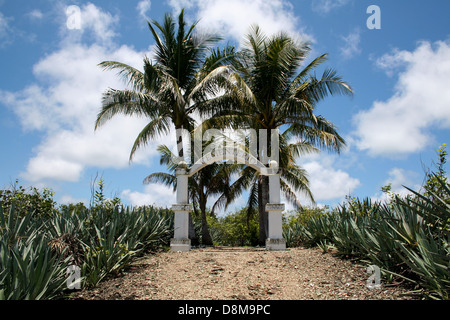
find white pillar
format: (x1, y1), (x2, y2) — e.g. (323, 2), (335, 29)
(171, 204), (192, 252)
(170, 166), (192, 252)
(176, 173), (188, 204)
(266, 204), (284, 238)
(265, 161), (286, 250)
(269, 173), (281, 203)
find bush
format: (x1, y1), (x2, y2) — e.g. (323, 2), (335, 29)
(0, 180), (56, 219)
(283, 206), (331, 248)
(207, 208), (259, 247)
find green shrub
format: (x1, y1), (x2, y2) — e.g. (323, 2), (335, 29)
(0, 181), (56, 219)
(208, 208), (259, 247)
(283, 206), (334, 248)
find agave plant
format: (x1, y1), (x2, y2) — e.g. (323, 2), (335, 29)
(286, 182), (449, 299)
(1, 194), (174, 298)
(0, 205), (71, 300)
(386, 182), (450, 299)
(74, 206), (172, 288)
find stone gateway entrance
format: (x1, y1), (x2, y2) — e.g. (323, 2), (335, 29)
(170, 147), (286, 251)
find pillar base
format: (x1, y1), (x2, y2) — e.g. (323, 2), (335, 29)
(170, 238), (191, 252)
(266, 238), (286, 251)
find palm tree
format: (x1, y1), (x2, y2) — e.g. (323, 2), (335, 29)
(200, 26), (353, 244)
(95, 10), (236, 243)
(96, 10), (236, 159)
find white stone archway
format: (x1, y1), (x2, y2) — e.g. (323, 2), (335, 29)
(170, 147), (286, 252)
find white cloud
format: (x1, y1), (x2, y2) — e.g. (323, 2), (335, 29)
(168, 0), (310, 45)
(303, 162), (360, 202)
(373, 168), (420, 202)
(0, 11), (8, 32)
(60, 3), (119, 46)
(384, 168), (419, 193)
(167, 0), (195, 14)
(340, 28), (361, 59)
(23, 156), (84, 183)
(137, 0), (152, 20)
(1, 10), (43, 45)
(122, 183), (176, 207)
(59, 194), (88, 205)
(297, 153), (360, 203)
(0, 11), (12, 45)
(353, 40), (450, 156)
(2, 3), (175, 183)
(312, 0), (351, 14)
(374, 48), (411, 77)
(6, 43), (174, 182)
(28, 9), (44, 20)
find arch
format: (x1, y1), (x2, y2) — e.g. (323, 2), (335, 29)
(187, 147), (277, 177)
(170, 147), (286, 252)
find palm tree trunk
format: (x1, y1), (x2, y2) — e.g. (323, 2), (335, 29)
(176, 126), (184, 159)
(188, 213), (199, 246)
(258, 127), (272, 246)
(200, 199), (213, 246)
(258, 175), (269, 245)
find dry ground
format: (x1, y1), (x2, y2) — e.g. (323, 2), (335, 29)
(67, 246), (417, 300)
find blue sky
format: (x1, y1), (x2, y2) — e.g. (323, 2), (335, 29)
(0, 0), (449, 213)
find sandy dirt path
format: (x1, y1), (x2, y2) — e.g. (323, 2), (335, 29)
(68, 247), (415, 300)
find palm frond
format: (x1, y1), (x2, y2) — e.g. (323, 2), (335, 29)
(196, 69), (258, 121)
(95, 89), (159, 130)
(286, 53), (328, 95)
(280, 179), (302, 208)
(187, 65), (234, 106)
(129, 116), (172, 161)
(212, 166), (256, 213)
(246, 182), (259, 220)
(280, 166), (315, 205)
(98, 61), (145, 91)
(274, 95), (315, 125)
(143, 172), (175, 187)
(155, 144), (179, 171)
(288, 141), (320, 159)
(287, 118), (346, 154)
(242, 25), (267, 65)
(299, 68), (353, 103)
(202, 46), (237, 74)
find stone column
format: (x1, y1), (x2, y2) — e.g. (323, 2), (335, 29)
(265, 161), (286, 250)
(170, 166), (192, 252)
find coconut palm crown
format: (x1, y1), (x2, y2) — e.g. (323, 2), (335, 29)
(199, 26), (354, 243)
(95, 9), (235, 160)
